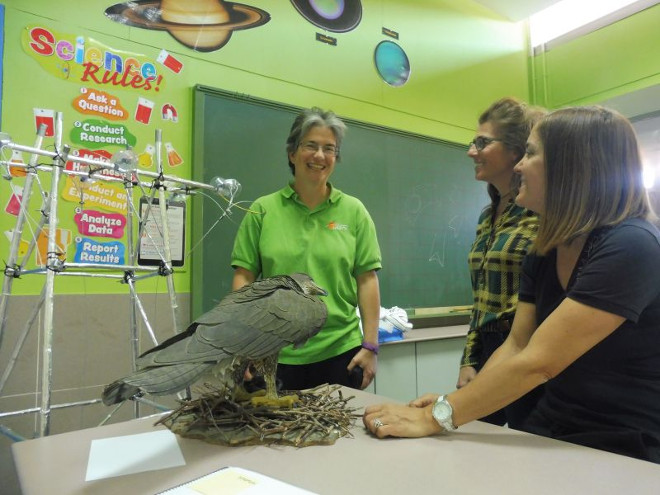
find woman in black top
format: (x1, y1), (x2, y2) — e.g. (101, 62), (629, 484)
(364, 106), (660, 463)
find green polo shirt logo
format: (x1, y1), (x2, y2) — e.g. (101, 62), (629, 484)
(327, 221), (349, 231)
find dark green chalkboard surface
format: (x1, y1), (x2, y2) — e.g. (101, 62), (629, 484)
(191, 86), (488, 317)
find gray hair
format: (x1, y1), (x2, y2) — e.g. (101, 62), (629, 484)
(286, 107), (347, 175)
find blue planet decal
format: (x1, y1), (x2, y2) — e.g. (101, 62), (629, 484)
(374, 40), (411, 87)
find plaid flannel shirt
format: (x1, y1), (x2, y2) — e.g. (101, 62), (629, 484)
(461, 201), (538, 367)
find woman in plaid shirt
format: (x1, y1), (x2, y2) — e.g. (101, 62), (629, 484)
(458, 97), (546, 428)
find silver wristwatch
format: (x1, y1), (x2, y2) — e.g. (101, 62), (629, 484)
(432, 395), (457, 431)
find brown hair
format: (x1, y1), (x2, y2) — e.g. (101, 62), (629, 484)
(479, 97), (547, 203)
(533, 106), (653, 254)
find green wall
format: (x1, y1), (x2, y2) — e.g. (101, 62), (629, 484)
(0, 0), (530, 297)
(531, 4), (660, 108)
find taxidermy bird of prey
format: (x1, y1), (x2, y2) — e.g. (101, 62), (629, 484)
(102, 273), (327, 406)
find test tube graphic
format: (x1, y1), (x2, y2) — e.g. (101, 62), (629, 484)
(33, 108), (55, 137)
(138, 144), (155, 168)
(157, 49), (183, 73)
(9, 149), (26, 177)
(135, 97), (155, 125)
(165, 142), (183, 167)
(5, 184), (24, 216)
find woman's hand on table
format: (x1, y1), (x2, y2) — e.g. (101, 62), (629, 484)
(363, 402), (443, 438)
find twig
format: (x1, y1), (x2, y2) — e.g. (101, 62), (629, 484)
(156, 384), (358, 447)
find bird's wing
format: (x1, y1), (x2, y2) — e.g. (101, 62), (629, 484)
(195, 278), (327, 359)
(136, 276), (326, 368)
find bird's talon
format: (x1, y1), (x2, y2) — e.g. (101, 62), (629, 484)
(250, 394), (300, 409)
(233, 387), (266, 403)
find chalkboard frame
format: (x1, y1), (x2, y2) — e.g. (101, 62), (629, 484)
(191, 85), (487, 318)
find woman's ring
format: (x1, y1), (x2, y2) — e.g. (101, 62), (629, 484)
(373, 418), (384, 429)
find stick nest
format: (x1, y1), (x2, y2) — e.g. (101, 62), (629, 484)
(156, 384), (359, 447)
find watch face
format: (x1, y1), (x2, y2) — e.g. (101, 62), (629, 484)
(433, 400), (451, 421)
(432, 396), (455, 430)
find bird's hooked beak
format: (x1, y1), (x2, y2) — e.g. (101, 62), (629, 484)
(307, 282), (328, 297)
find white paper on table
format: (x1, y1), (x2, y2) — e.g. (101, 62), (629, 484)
(158, 466), (318, 494)
(85, 429), (186, 481)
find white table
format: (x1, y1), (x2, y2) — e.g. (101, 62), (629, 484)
(12, 388), (660, 494)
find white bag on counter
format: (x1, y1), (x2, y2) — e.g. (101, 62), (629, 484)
(357, 306), (413, 343)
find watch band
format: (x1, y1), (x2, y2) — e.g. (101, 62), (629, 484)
(433, 395), (457, 431)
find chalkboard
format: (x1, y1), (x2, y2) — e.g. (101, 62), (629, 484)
(191, 86), (488, 317)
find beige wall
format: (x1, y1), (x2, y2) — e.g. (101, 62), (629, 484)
(0, 292), (189, 493)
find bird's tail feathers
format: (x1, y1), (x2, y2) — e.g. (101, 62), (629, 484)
(102, 381), (141, 406)
(102, 362), (213, 405)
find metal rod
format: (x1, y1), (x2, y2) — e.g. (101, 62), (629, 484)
(155, 129), (163, 177)
(63, 262), (161, 272)
(154, 129), (180, 334)
(0, 159), (155, 190)
(0, 398), (103, 419)
(17, 270), (124, 278)
(16, 264), (161, 277)
(0, 125), (47, 345)
(38, 113), (65, 437)
(124, 172), (141, 420)
(50, 272), (126, 279)
(98, 402), (125, 426)
(124, 270), (166, 283)
(126, 267), (159, 346)
(157, 187), (180, 334)
(0, 286), (45, 395)
(0, 424), (26, 442)
(132, 395), (172, 412)
(124, 161), (140, 362)
(1, 142), (222, 193)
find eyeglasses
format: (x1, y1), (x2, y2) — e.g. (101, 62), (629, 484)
(468, 136), (502, 152)
(299, 141), (339, 157)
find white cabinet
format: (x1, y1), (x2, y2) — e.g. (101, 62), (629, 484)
(416, 337), (464, 396)
(372, 332), (465, 403)
(372, 341), (417, 402)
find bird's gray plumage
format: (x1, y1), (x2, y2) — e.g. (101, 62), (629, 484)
(102, 273), (327, 405)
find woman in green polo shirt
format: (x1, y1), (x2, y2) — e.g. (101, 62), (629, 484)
(230, 107), (382, 391)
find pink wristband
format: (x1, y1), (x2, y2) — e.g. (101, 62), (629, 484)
(361, 341), (379, 355)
